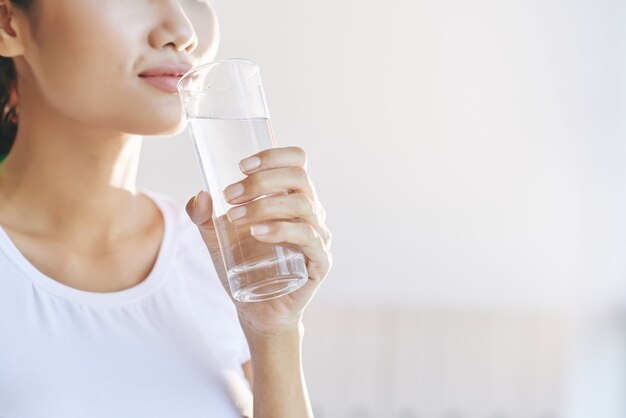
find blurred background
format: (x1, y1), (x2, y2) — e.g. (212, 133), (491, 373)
(137, 0), (626, 417)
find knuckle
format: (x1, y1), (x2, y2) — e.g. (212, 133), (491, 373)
(282, 222), (295, 239)
(250, 198), (267, 218)
(263, 195), (281, 216)
(289, 167), (312, 194)
(248, 171), (266, 191)
(306, 223), (320, 240)
(272, 220), (284, 235)
(289, 165), (307, 182)
(296, 192), (315, 216)
(324, 226), (332, 246)
(290, 146), (307, 168)
(317, 202), (327, 222)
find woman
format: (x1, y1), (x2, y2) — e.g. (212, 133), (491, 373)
(0, 0), (332, 417)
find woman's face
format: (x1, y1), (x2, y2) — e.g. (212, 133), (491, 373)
(13, 0), (218, 136)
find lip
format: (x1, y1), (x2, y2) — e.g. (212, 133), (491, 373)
(139, 75), (182, 93)
(138, 62), (192, 93)
(139, 62), (192, 77)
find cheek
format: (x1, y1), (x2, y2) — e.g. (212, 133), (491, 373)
(28, 2), (184, 134)
(32, 4), (138, 121)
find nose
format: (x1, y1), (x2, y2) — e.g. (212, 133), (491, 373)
(148, 0), (199, 54)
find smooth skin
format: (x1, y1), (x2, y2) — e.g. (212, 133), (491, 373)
(0, 1), (332, 417)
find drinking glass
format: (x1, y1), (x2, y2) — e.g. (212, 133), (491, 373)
(177, 58), (308, 302)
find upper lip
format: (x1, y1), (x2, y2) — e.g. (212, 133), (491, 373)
(139, 62), (192, 77)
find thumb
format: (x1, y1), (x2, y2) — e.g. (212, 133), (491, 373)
(185, 190), (230, 290)
(185, 190), (214, 228)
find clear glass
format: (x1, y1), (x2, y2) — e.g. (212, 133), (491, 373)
(177, 58), (308, 302)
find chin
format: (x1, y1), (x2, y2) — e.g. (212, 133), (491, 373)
(140, 117), (188, 137)
(126, 107), (188, 136)
(161, 119), (189, 136)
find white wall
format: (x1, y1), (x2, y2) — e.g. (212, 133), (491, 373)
(137, 1), (626, 416)
(139, 0), (626, 310)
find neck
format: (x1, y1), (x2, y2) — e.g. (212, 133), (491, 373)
(0, 91), (145, 246)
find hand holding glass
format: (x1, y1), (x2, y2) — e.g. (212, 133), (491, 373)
(177, 59), (308, 302)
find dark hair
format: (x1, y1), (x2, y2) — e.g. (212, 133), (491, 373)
(0, 0), (36, 164)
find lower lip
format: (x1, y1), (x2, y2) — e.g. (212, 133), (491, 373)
(139, 75), (181, 93)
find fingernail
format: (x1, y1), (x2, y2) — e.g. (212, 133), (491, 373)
(223, 183), (244, 201)
(194, 190), (206, 209)
(227, 206), (247, 221)
(240, 156), (261, 172)
(251, 224), (270, 235)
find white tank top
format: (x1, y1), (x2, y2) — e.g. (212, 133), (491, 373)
(0, 188), (252, 417)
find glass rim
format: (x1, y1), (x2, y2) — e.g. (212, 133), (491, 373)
(177, 58), (260, 93)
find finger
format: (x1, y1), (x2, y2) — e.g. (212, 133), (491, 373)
(322, 223), (332, 248)
(226, 192), (331, 246)
(187, 189), (329, 247)
(185, 191), (231, 285)
(223, 166), (316, 205)
(186, 190), (213, 227)
(316, 200), (327, 223)
(248, 220), (332, 282)
(238, 146), (307, 175)
(226, 192), (329, 239)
